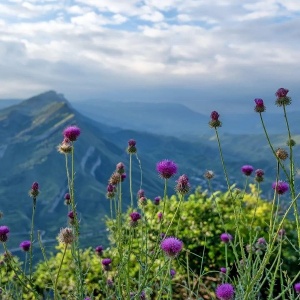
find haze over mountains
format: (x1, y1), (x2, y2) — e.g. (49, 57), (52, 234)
(0, 91), (298, 251)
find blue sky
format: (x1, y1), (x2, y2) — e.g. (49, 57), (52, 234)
(0, 0), (300, 113)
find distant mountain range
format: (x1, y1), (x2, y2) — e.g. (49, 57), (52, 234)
(0, 91), (297, 252)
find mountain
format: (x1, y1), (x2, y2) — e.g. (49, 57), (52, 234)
(72, 100), (300, 136)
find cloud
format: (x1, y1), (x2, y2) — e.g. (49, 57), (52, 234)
(0, 0), (299, 113)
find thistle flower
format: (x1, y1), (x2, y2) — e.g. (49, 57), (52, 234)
(64, 193), (71, 205)
(127, 139), (137, 154)
(58, 227), (74, 244)
(241, 165), (254, 176)
(130, 211), (141, 227)
(275, 88), (291, 106)
(95, 245), (103, 256)
(255, 237), (267, 250)
(107, 279), (114, 288)
(254, 98), (265, 113)
(170, 269), (176, 278)
(29, 181), (39, 198)
(209, 111), (222, 128)
(0, 226), (10, 242)
(137, 189), (145, 198)
(160, 237), (183, 258)
(57, 138), (73, 154)
(102, 258), (112, 271)
(294, 282), (300, 293)
(204, 170), (215, 180)
(116, 162), (125, 174)
(287, 138), (296, 147)
(220, 233), (233, 243)
(175, 174), (190, 195)
(63, 125), (81, 141)
(106, 184), (115, 199)
(138, 196), (147, 207)
(255, 169), (264, 182)
(20, 240), (31, 252)
(154, 196), (161, 205)
(157, 212), (163, 221)
(276, 148), (288, 160)
(272, 181), (289, 195)
(156, 159), (177, 179)
(121, 173), (126, 182)
(109, 172), (121, 185)
(220, 267), (227, 274)
(278, 228), (286, 239)
(216, 283), (234, 300)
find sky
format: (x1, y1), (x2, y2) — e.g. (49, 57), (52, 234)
(0, 0), (300, 113)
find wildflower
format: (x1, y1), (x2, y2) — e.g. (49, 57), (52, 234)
(29, 181), (39, 198)
(107, 279), (114, 288)
(20, 240), (31, 252)
(272, 181), (289, 195)
(154, 196), (161, 205)
(127, 139), (137, 154)
(109, 172), (121, 185)
(64, 193), (71, 205)
(130, 212), (141, 227)
(204, 170), (215, 180)
(68, 211), (76, 225)
(287, 138), (296, 147)
(106, 184), (115, 199)
(170, 269), (176, 278)
(157, 212), (163, 221)
(278, 228), (286, 239)
(116, 162), (125, 174)
(0, 226), (10, 242)
(276, 148), (288, 160)
(241, 165), (254, 176)
(175, 174), (190, 195)
(216, 283), (234, 300)
(137, 189), (145, 198)
(58, 227), (75, 244)
(209, 111), (222, 128)
(63, 125), (81, 141)
(220, 233), (233, 243)
(294, 282), (300, 293)
(121, 173), (126, 182)
(102, 258), (112, 271)
(161, 237), (183, 258)
(220, 267), (227, 274)
(254, 98), (266, 113)
(156, 159), (177, 179)
(138, 196), (147, 207)
(255, 237), (267, 250)
(275, 88), (291, 106)
(140, 290), (146, 300)
(95, 245), (103, 256)
(57, 138), (73, 154)
(255, 169), (264, 182)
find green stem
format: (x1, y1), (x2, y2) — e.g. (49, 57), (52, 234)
(54, 244), (68, 300)
(29, 197), (36, 281)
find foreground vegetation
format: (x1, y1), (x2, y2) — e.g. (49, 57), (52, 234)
(0, 87), (300, 299)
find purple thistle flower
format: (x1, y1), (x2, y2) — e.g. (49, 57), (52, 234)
(220, 233), (233, 244)
(107, 279), (114, 288)
(127, 139), (137, 154)
(156, 159), (177, 179)
(160, 236), (183, 258)
(294, 282), (300, 293)
(116, 162), (125, 174)
(220, 267), (227, 274)
(68, 211), (75, 219)
(170, 269), (176, 278)
(254, 98), (266, 113)
(130, 212), (141, 222)
(121, 173), (126, 182)
(64, 193), (71, 205)
(137, 189), (145, 198)
(102, 258), (112, 271)
(278, 228), (286, 238)
(157, 212), (163, 221)
(95, 245), (103, 256)
(63, 125), (81, 142)
(32, 182), (39, 191)
(216, 283), (234, 300)
(0, 226), (10, 242)
(175, 174), (190, 195)
(29, 181), (40, 198)
(255, 169), (264, 177)
(241, 165), (254, 176)
(272, 181), (289, 195)
(209, 111), (222, 128)
(276, 88), (289, 98)
(20, 240), (31, 252)
(154, 196), (161, 205)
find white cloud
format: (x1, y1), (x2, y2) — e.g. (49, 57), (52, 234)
(0, 0), (299, 112)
